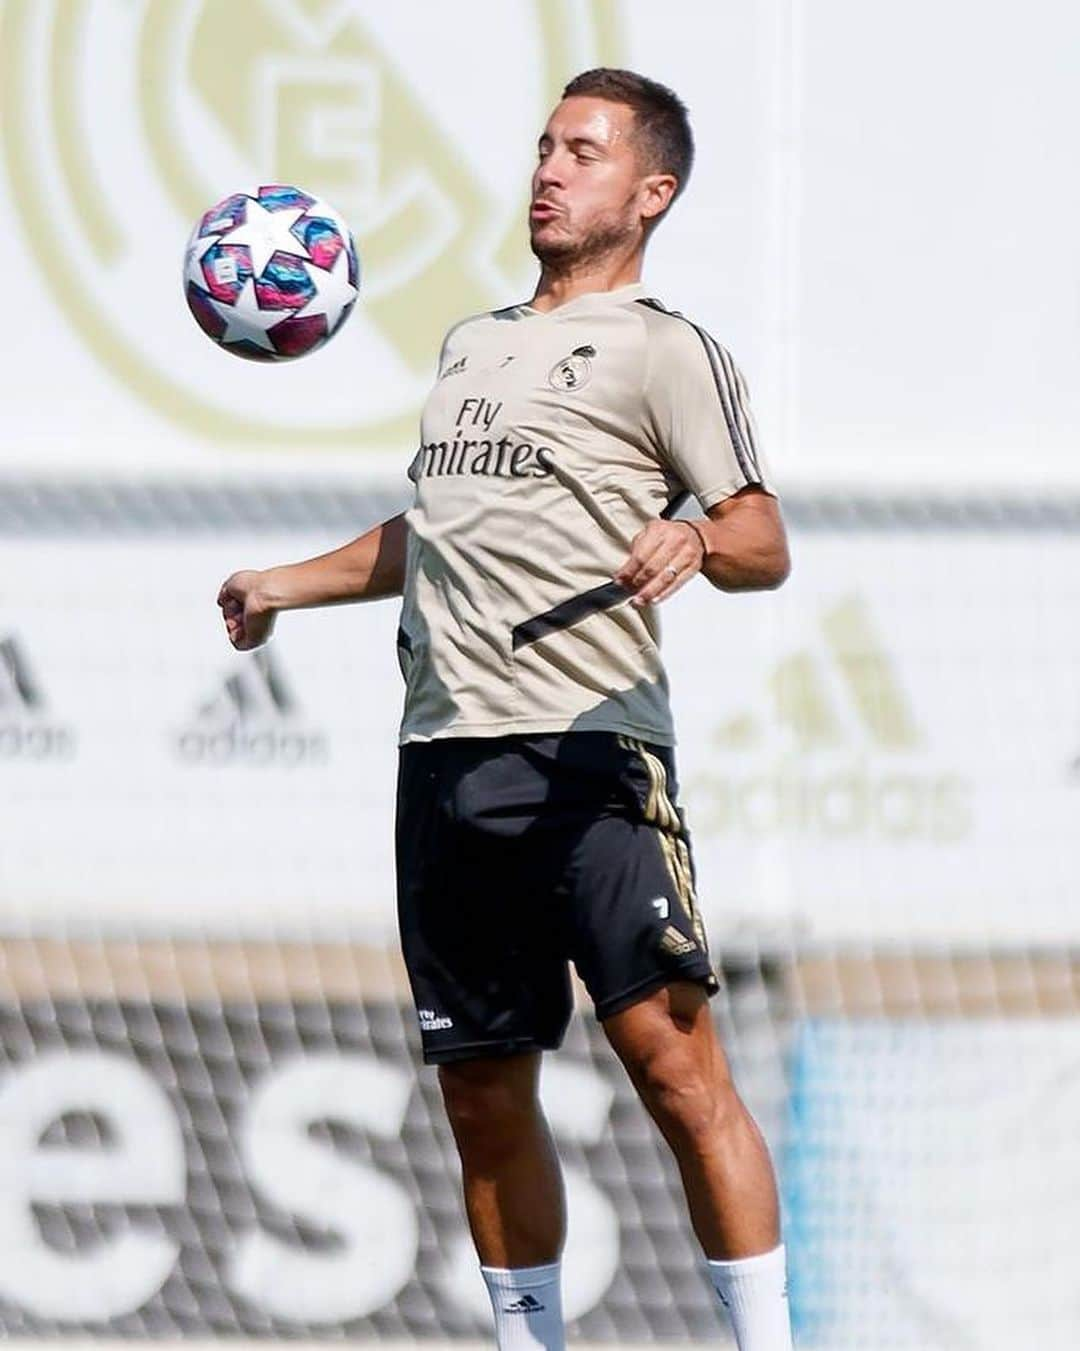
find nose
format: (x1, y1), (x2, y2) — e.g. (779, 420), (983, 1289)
(534, 152), (566, 194)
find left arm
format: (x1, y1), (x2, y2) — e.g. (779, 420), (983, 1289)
(613, 487), (790, 607)
(624, 317), (791, 606)
(693, 487), (790, 591)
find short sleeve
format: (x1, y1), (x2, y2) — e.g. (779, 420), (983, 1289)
(642, 311), (773, 509)
(435, 310), (487, 377)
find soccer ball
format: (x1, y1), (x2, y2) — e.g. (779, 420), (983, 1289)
(184, 185), (359, 361)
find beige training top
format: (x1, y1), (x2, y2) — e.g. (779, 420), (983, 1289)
(397, 281), (773, 746)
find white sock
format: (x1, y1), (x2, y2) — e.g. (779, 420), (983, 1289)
(480, 1261), (564, 1351)
(707, 1243), (794, 1350)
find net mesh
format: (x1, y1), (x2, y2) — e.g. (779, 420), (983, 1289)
(0, 940), (793, 1342)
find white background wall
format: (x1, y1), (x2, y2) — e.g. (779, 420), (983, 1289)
(1, 0), (1076, 488)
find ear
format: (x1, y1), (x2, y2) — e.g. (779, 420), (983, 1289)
(639, 173), (678, 224)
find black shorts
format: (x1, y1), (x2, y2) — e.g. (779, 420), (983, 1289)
(395, 731), (717, 1064)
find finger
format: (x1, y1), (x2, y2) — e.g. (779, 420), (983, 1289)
(613, 546), (649, 588)
(240, 611), (274, 649)
(626, 543), (691, 600)
(629, 569), (676, 606)
(630, 563), (695, 607)
(613, 526), (668, 587)
(628, 541), (703, 607)
(620, 519), (704, 587)
(613, 521), (670, 576)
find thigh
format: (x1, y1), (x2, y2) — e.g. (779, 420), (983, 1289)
(603, 979), (731, 1078)
(560, 736), (718, 1021)
(395, 741), (573, 1065)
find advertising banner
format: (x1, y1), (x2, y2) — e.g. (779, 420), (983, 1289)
(666, 530), (1080, 947)
(2, 526), (1079, 946)
(0, 987), (779, 1341)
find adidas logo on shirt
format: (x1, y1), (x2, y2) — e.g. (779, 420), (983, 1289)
(439, 355), (468, 379)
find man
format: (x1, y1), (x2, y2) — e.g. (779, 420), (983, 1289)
(219, 69), (793, 1351)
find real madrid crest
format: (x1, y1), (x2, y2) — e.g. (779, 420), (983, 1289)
(1, 2), (619, 449)
(548, 344), (596, 392)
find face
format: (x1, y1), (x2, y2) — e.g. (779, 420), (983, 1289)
(529, 96), (674, 267)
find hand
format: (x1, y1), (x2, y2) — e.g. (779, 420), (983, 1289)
(217, 570), (277, 651)
(613, 520), (707, 607)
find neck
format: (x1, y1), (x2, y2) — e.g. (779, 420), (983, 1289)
(529, 245), (644, 313)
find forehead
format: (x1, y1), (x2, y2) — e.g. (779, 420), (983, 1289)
(541, 95), (638, 151)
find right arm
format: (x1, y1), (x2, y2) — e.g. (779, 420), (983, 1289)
(217, 512), (409, 651)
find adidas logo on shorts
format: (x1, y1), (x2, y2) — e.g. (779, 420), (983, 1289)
(660, 924), (697, 957)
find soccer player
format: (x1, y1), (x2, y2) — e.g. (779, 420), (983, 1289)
(218, 69), (793, 1351)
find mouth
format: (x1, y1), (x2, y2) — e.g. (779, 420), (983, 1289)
(529, 201), (562, 223)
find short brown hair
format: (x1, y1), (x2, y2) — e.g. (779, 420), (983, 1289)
(562, 68), (694, 203)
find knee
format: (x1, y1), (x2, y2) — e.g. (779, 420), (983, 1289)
(438, 1059), (541, 1165)
(635, 1046), (742, 1153)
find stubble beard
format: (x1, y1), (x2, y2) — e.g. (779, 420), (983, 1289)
(530, 211), (639, 275)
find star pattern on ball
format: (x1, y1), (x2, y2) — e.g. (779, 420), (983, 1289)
(205, 278), (287, 351)
(219, 198), (311, 276)
(293, 245), (358, 334)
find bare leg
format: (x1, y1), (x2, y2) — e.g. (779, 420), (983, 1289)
(438, 1052), (565, 1266)
(603, 981), (779, 1258)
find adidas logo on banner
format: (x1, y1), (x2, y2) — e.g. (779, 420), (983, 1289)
(503, 1294), (545, 1314)
(692, 596), (972, 842)
(0, 634), (75, 761)
(174, 649), (327, 767)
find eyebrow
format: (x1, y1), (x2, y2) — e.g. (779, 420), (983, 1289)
(537, 133), (606, 153)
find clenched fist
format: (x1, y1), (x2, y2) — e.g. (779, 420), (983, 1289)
(217, 570), (276, 651)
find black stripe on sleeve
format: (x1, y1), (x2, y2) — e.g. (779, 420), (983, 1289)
(731, 363), (761, 472)
(709, 336), (762, 480)
(635, 298), (761, 486)
(511, 580), (628, 652)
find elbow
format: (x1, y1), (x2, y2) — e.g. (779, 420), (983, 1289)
(705, 546), (790, 592)
(743, 561), (789, 592)
(762, 545), (791, 590)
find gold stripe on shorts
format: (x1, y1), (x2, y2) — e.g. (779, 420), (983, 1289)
(627, 739), (708, 953)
